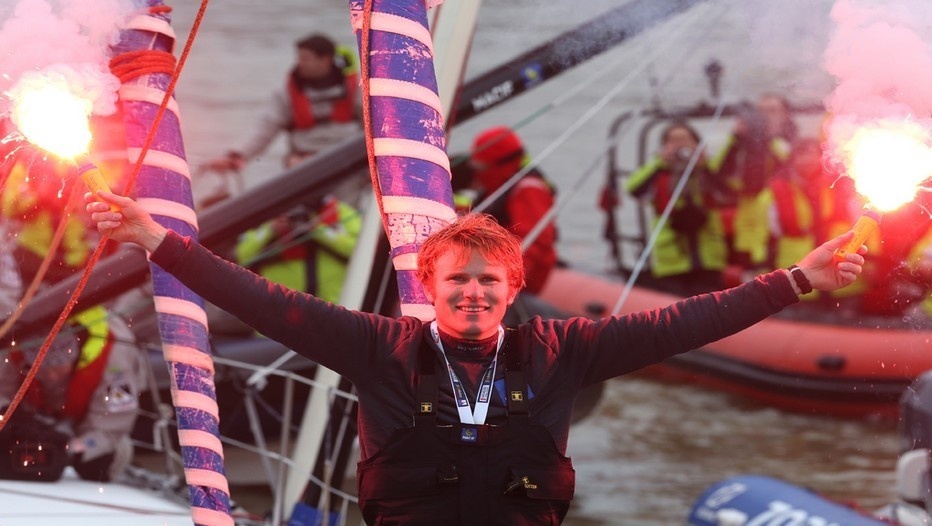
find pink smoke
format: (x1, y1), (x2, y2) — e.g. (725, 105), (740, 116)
(822, 0), (932, 162)
(0, 0), (137, 121)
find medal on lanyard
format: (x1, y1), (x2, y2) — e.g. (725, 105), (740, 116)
(430, 321), (504, 425)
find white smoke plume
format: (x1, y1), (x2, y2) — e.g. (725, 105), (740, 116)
(822, 0), (932, 161)
(0, 0), (138, 120)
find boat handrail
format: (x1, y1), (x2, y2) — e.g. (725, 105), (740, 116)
(132, 347), (361, 523)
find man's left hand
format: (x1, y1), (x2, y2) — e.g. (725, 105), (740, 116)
(795, 231), (866, 292)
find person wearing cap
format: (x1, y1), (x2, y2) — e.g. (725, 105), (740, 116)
(206, 33), (361, 173)
(468, 126), (558, 295)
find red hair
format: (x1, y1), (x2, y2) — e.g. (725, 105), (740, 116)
(417, 213), (525, 292)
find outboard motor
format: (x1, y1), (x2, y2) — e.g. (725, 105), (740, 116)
(866, 372), (932, 525)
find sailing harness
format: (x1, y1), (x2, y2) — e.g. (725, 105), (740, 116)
(356, 326), (576, 525)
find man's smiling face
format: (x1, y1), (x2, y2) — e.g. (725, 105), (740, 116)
(425, 247), (517, 340)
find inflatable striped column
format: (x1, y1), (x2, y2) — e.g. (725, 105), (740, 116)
(349, 0), (457, 320)
(112, 3), (231, 525)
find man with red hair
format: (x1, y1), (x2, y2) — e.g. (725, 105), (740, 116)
(468, 126), (557, 295)
(87, 188), (863, 525)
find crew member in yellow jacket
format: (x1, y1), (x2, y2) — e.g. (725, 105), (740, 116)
(235, 194), (361, 303)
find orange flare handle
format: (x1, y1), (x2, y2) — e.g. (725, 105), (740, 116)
(77, 163), (118, 212)
(833, 210), (881, 262)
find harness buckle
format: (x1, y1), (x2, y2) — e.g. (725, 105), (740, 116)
(504, 474), (538, 494)
(436, 465), (459, 485)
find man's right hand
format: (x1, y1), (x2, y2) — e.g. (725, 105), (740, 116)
(84, 191), (168, 253)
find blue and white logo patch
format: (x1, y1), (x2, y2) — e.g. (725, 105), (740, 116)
(460, 426), (478, 443)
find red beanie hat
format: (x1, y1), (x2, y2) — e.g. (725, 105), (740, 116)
(470, 126), (524, 167)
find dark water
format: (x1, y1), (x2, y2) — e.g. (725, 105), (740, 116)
(168, 0), (906, 523)
(565, 376), (897, 524)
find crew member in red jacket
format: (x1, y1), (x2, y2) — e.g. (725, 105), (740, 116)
(468, 126), (558, 295)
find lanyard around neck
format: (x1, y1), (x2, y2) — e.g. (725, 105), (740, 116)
(430, 320), (504, 425)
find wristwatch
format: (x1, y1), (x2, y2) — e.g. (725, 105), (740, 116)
(787, 265), (813, 295)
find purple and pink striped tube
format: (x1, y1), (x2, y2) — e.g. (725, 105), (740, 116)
(112, 3), (231, 524)
(349, 0), (456, 320)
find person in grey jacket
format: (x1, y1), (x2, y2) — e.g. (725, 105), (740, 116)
(205, 33), (361, 173)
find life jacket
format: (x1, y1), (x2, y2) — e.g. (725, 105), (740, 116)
(769, 173), (854, 270)
(62, 306), (116, 422)
(650, 168), (713, 215)
(234, 197), (361, 303)
(287, 46), (358, 130)
(710, 135), (792, 267)
(356, 330), (576, 525)
(770, 176), (811, 238)
(625, 159), (728, 278)
(479, 167), (555, 230)
(479, 167), (558, 294)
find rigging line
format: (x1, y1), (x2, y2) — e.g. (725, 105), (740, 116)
(0, 486), (191, 516)
(650, 4), (728, 111)
(610, 94), (729, 316)
(472, 0), (712, 216)
(240, 390), (279, 493)
(359, 0), (388, 233)
(506, 0), (721, 137)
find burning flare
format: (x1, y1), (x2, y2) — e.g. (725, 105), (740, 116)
(7, 70), (115, 209)
(835, 119), (932, 213)
(9, 72), (93, 160)
(827, 118), (932, 260)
